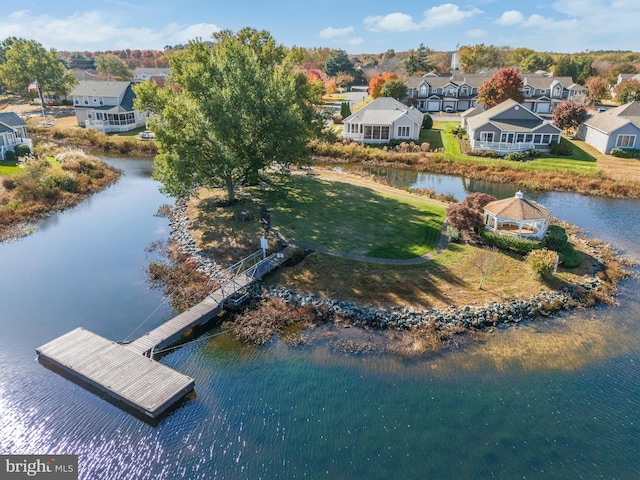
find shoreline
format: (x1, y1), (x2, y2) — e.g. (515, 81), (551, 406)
(165, 194), (634, 355)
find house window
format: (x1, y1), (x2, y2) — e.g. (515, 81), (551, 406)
(461, 86), (468, 96)
(480, 132), (494, 142)
(420, 85), (427, 95)
(542, 134), (551, 143)
(554, 86), (561, 97)
(540, 89), (546, 94)
(616, 134), (636, 148)
(525, 134), (533, 142)
(397, 126), (410, 137)
(500, 133), (508, 142)
(533, 134), (542, 144)
(523, 87), (531, 96)
(516, 134), (525, 142)
(74, 98), (79, 104)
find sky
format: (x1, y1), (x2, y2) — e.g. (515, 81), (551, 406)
(1, 0), (639, 54)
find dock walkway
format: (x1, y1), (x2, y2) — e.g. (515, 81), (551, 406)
(36, 249), (289, 419)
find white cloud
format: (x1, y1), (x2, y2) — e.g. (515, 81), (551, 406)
(320, 26), (355, 39)
(364, 13), (418, 32)
(465, 29), (487, 38)
(422, 3), (482, 26)
(364, 4), (481, 32)
(0, 10), (219, 50)
(495, 10), (524, 26)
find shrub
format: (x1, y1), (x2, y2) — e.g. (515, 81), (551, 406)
(13, 144), (31, 158)
(524, 149), (542, 158)
(446, 202), (483, 233)
(3, 151), (16, 162)
(446, 224), (460, 242)
(549, 139), (573, 156)
(609, 148), (640, 159)
(544, 225), (579, 268)
(468, 149), (502, 158)
(504, 152), (526, 162)
(44, 172), (79, 193)
(481, 230), (541, 254)
(526, 248), (558, 278)
(1, 176), (15, 190)
(422, 113), (433, 129)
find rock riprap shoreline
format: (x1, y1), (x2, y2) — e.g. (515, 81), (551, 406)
(167, 201), (612, 334)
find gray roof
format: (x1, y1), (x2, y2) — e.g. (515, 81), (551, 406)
(0, 112), (27, 128)
(583, 101), (640, 134)
(70, 81), (131, 97)
(343, 97), (423, 126)
(134, 68), (170, 76)
(466, 99), (561, 134)
(522, 75), (574, 90)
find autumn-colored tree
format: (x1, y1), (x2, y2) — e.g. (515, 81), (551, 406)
(324, 78), (337, 94)
(584, 76), (611, 105)
(476, 68), (524, 108)
(306, 69), (326, 98)
(458, 44), (509, 73)
(552, 102), (588, 132)
(446, 193), (496, 234)
(335, 72), (354, 89)
(368, 72), (397, 99)
(613, 79), (640, 104)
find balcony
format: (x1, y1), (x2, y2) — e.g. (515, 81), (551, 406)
(471, 140), (535, 155)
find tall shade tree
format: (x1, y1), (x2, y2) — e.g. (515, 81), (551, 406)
(459, 44), (508, 74)
(368, 72), (397, 99)
(613, 79), (640, 104)
(584, 76), (611, 105)
(134, 30), (324, 203)
(324, 49), (355, 77)
(404, 44), (433, 75)
(380, 78), (408, 101)
(0, 38), (76, 104)
(94, 54), (133, 80)
(476, 68), (524, 108)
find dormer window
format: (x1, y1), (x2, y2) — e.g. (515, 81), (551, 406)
(420, 85), (427, 95)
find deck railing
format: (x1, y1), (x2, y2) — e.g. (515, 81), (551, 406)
(472, 140), (535, 154)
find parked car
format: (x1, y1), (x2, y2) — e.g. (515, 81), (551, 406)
(444, 106), (455, 113)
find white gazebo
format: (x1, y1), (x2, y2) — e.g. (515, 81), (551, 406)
(483, 191), (551, 240)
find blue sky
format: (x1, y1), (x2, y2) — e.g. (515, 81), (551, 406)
(1, 1), (639, 54)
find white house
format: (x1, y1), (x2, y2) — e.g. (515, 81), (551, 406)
(70, 81), (147, 133)
(342, 97), (423, 144)
(461, 99), (562, 154)
(579, 101), (640, 153)
(0, 112), (32, 160)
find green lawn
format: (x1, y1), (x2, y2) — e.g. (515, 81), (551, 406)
(251, 175), (445, 259)
(0, 158), (20, 175)
(432, 121), (599, 175)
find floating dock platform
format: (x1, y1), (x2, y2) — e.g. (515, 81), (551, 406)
(36, 327), (195, 418)
(36, 249), (289, 420)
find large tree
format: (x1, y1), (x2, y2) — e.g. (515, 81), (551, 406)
(368, 72), (397, 99)
(459, 44), (508, 73)
(324, 49), (355, 77)
(380, 78), (408, 101)
(476, 68), (524, 108)
(606, 62), (638, 85)
(584, 76), (611, 105)
(94, 54), (133, 80)
(404, 44), (433, 75)
(0, 38), (76, 104)
(134, 29), (324, 203)
(613, 79), (640, 104)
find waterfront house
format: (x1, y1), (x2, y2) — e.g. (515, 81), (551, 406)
(70, 81), (147, 133)
(461, 99), (562, 154)
(342, 97), (423, 144)
(578, 101), (640, 153)
(406, 72), (585, 114)
(483, 191), (551, 240)
(0, 112), (32, 160)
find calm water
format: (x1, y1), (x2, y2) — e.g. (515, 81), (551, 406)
(1, 159), (639, 479)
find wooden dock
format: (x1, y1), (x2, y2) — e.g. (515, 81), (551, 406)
(36, 249), (289, 420)
(36, 328), (195, 418)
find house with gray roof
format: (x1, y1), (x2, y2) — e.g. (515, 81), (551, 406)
(461, 99), (562, 154)
(342, 97), (423, 144)
(406, 72), (586, 114)
(578, 101), (640, 153)
(70, 81), (147, 133)
(0, 112), (32, 160)
(133, 68), (171, 82)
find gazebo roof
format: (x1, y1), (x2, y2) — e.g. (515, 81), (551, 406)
(484, 191), (551, 220)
